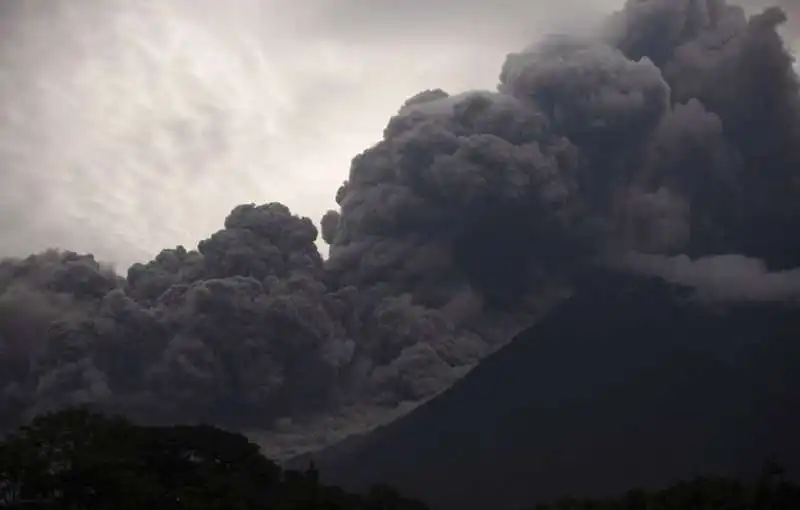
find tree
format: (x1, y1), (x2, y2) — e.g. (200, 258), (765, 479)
(0, 407), (428, 509)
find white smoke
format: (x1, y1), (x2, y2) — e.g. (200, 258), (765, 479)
(622, 252), (800, 303)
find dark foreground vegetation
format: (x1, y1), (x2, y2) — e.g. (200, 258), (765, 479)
(0, 408), (427, 509)
(532, 465), (800, 510)
(2, 409), (799, 510)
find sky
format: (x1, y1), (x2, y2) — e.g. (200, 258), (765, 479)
(0, 0), (619, 271)
(0, 0), (794, 271)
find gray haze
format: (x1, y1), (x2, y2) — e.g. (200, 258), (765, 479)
(0, 0), (618, 269)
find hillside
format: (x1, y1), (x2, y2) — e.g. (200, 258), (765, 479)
(298, 270), (800, 510)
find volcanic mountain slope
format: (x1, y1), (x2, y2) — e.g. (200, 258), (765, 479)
(298, 270), (800, 510)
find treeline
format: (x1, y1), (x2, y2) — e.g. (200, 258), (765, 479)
(532, 466), (800, 510)
(0, 408), (427, 509)
(1, 408), (798, 510)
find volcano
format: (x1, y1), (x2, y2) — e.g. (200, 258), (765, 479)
(294, 269), (800, 510)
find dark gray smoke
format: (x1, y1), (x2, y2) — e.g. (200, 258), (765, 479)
(1, 0), (799, 454)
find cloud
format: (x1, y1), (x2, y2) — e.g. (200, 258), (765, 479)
(1, 0), (799, 458)
(620, 252), (800, 302)
(0, 0), (543, 268)
(300, 0), (619, 44)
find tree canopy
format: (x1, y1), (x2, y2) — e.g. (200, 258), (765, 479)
(0, 408), (428, 509)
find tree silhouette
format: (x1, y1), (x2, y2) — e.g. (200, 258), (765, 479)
(0, 407), (428, 509)
(2, 407), (799, 510)
(532, 465), (800, 510)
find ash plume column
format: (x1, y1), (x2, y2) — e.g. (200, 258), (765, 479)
(322, 0), (800, 427)
(0, 0), (799, 455)
(325, 0), (800, 305)
(606, 0), (800, 265)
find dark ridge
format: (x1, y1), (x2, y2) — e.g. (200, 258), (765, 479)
(298, 269), (800, 510)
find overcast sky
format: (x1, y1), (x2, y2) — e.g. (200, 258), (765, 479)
(0, 0), (790, 271)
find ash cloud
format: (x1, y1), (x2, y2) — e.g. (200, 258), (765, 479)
(1, 0), (800, 453)
(620, 252), (800, 302)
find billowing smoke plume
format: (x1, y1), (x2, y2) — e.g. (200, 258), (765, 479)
(2, 0), (800, 453)
(619, 252), (800, 303)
